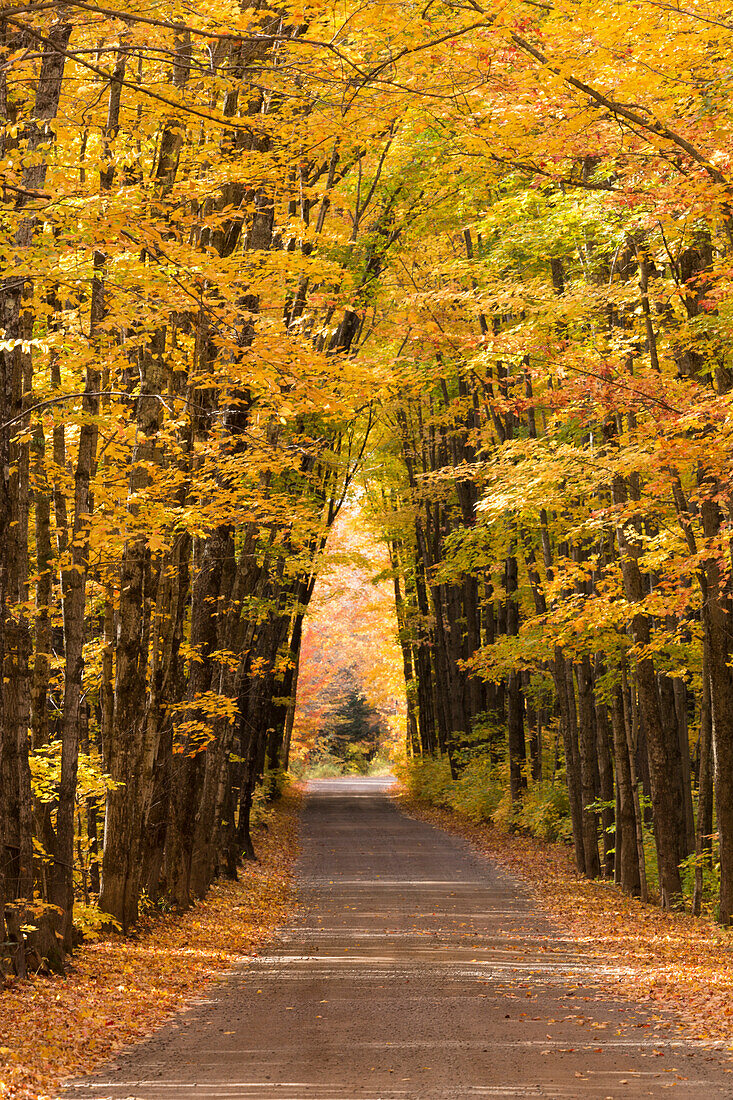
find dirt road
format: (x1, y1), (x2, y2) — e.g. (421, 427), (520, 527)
(63, 777), (733, 1098)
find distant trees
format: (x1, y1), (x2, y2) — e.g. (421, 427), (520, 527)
(327, 689), (384, 774)
(288, 506), (405, 774)
(293, 665), (388, 776)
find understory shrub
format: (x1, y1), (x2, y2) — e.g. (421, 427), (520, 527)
(290, 755), (344, 779)
(515, 780), (572, 842)
(450, 758), (503, 822)
(400, 756), (572, 844)
(367, 752), (393, 777)
(398, 756), (453, 806)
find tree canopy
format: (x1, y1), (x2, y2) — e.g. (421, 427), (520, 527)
(2, 0), (733, 975)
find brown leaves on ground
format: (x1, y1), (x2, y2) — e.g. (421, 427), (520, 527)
(0, 791), (301, 1100)
(400, 794), (733, 1047)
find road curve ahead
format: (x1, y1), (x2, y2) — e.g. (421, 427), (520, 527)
(63, 776), (733, 1099)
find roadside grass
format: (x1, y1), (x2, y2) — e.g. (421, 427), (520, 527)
(0, 789), (301, 1100)
(398, 791), (733, 1048)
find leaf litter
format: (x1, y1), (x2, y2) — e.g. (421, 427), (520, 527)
(0, 789), (301, 1100)
(400, 793), (733, 1056)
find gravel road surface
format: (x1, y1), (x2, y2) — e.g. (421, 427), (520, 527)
(62, 776), (733, 1099)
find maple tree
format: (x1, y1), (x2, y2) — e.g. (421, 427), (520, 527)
(353, 0), (733, 920)
(2, 0), (733, 985)
(0, 0), (391, 970)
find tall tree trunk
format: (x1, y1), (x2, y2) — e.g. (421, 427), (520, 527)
(0, 17), (72, 970)
(99, 335), (167, 929)
(610, 682), (641, 896)
(694, 634), (714, 914)
(657, 672), (692, 861)
(622, 664), (648, 902)
(554, 647), (585, 873)
(699, 493), (733, 923)
(505, 555), (526, 804)
(672, 677), (695, 857)
(30, 423), (59, 921)
(613, 476), (683, 906)
(49, 346), (100, 950)
(575, 657), (601, 878)
(165, 527), (229, 908)
(593, 667), (615, 879)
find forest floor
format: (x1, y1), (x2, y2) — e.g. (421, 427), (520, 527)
(58, 777), (733, 1099)
(5, 781), (733, 1100)
(0, 789), (301, 1100)
(399, 793), (733, 1049)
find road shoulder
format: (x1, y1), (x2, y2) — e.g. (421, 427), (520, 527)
(0, 790), (301, 1100)
(397, 790), (733, 1051)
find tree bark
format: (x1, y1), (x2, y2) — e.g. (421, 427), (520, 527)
(613, 476), (683, 906)
(505, 555), (526, 804)
(554, 647), (585, 873)
(694, 634), (714, 914)
(0, 17), (72, 970)
(699, 494), (733, 923)
(593, 670), (615, 879)
(609, 682), (641, 895)
(575, 657), (601, 878)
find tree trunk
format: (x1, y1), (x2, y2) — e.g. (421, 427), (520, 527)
(672, 677), (695, 857)
(554, 647), (585, 873)
(613, 476), (683, 906)
(694, 634), (714, 914)
(99, 338), (167, 929)
(699, 507), (733, 922)
(610, 683), (641, 896)
(49, 352), (99, 950)
(621, 664), (648, 902)
(165, 527), (230, 908)
(0, 17), (72, 970)
(593, 677), (615, 879)
(505, 555), (526, 804)
(575, 657), (601, 878)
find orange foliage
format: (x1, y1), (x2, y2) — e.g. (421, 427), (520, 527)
(293, 503), (406, 760)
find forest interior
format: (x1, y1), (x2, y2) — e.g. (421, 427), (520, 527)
(3, 0), (733, 1092)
